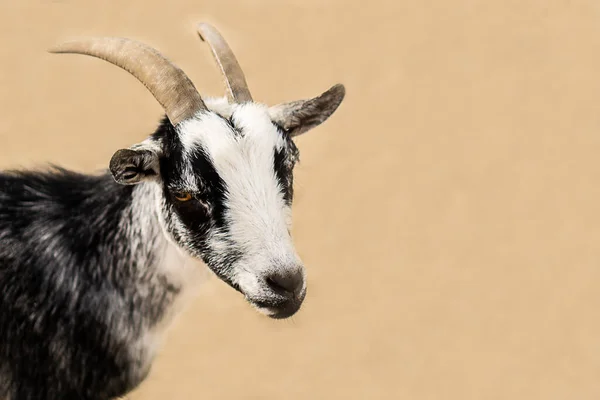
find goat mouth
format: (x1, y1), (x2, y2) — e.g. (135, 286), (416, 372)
(251, 300), (301, 319)
(247, 292), (306, 319)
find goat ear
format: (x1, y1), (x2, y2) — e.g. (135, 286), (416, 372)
(109, 148), (160, 185)
(268, 84), (345, 137)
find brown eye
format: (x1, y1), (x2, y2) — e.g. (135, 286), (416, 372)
(174, 192), (192, 202)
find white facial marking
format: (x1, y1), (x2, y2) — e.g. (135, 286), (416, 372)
(176, 102), (302, 296)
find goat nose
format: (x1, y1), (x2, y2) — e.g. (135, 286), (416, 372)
(265, 268), (304, 298)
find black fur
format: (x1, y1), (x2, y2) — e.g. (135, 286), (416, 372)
(0, 118), (187, 400)
(0, 166), (181, 400)
(273, 131), (299, 206)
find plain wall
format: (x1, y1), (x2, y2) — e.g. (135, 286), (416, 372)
(1, 1), (599, 399)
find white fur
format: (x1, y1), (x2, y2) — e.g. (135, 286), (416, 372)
(203, 96), (234, 119)
(176, 102), (303, 298)
(127, 182), (208, 377)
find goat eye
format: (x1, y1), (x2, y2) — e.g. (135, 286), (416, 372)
(174, 192), (192, 202)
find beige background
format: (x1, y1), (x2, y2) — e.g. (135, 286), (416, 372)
(1, 1), (600, 399)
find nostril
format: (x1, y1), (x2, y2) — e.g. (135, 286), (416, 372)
(266, 276), (288, 293)
(265, 269), (304, 297)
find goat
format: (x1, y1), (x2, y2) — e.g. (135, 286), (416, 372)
(0, 23), (345, 400)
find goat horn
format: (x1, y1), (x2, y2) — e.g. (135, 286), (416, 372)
(197, 23), (253, 103)
(49, 37), (207, 125)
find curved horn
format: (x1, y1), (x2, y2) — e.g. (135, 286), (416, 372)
(197, 23), (253, 103)
(49, 37), (206, 125)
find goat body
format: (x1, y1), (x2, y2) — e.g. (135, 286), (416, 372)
(0, 135), (197, 400)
